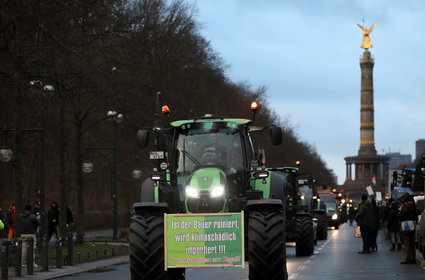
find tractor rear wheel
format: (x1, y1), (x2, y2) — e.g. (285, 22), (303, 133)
(295, 215), (314, 256)
(316, 213), (328, 240)
(129, 211), (185, 280)
(248, 207), (287, 280)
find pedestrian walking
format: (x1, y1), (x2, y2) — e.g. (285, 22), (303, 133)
(20, 204), (39, 267)
(381, 199), (393, 241)
(348, 204), (356, 226)
(399, 193), (417, 264)
(387, 200), (402, 251)
(32, 201), (42, 246)
(355, 194), (377, 254)
(47, 201), (59, 241)
(369, 198), (381, 252)
(6, 204), (16, 240)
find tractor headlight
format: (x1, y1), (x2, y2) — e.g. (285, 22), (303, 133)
(210, 185), (225, 198)
(332, 213), (338, 220)
(185, 186), (199, 198)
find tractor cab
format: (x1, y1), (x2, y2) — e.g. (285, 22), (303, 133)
(170, 118), (255, 212)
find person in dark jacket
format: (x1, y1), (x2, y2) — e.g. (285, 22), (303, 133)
(32, 201), (42, 246)
(47, 201), (59, 241)
(381, 198), (394, 241)
(399, 193), (417, 264)
(369, 198), (381, 252)
(387, 201), (402, 251)
(20, 204), (39, 267)
(355, 194), (379, 254)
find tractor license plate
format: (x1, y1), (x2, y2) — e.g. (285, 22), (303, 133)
(149, 151), (164, 160)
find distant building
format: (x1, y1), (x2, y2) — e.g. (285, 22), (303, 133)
(385, 152), (412, 169)
(416, 139), (425, 161)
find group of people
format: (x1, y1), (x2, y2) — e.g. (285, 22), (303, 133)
(355, 193), (418, 264)
(0, 201), (74, 267)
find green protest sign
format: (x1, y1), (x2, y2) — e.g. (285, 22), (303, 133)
(164, 212), (244, 269)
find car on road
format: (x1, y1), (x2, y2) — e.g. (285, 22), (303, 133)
(320, 194), (340, 229)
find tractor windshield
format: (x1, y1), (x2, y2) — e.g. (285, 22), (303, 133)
(299, 185), (313, 197)
(175, 122), (244, 176)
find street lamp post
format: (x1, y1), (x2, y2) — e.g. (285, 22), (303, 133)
(82, 110), (122, 240)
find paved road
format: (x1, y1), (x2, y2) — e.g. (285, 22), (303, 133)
(55, 223), (425, 280)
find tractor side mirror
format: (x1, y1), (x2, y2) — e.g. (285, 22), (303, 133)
(137, 129), (150, 148)
(270, 126), (282, 145)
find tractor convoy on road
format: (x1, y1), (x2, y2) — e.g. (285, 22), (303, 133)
(129, 95), (345, 280)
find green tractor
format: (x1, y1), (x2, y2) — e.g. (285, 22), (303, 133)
(129, 96), (288, 280)
(270, 166), (316, 256)
(297, 177), (328, 240)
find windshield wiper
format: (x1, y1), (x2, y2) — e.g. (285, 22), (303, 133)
(181, 149), (201, 167)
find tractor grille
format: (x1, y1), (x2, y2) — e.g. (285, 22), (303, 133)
(187, 193), (225, 213)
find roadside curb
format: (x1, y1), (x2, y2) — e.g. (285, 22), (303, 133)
(8, 255), (129, 280)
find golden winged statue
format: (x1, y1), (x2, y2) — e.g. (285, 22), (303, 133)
(357, 23), (376, 49)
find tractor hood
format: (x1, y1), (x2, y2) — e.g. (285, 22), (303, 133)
(186, 167), (226, 191)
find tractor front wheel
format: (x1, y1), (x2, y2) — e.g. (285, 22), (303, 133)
(295, 215), (314, 256)
(129, 211), (185, 280)
(248, 206), (287, 280)
(315, 213), (328, 240)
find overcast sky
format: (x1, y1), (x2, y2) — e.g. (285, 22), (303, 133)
(188, 0), (425, 185)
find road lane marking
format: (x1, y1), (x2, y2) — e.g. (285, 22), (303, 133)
(297, 265), (306, 271)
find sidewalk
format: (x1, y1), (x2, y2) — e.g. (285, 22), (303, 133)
(2, 229), (129, 280)
(8, 255), (129, 280)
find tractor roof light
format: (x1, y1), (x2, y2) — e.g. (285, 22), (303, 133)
(250, 101), (259, 122)
(162, 105), (170, 117)
(250, 101), (259, 112)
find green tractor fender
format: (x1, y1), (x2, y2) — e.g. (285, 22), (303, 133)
(132, 202), (168, 214)
(246, 198), (283, 209)
(251, 171), (286, 203)
(268, 171), (286, 202)
(140, 177), (155, 202)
